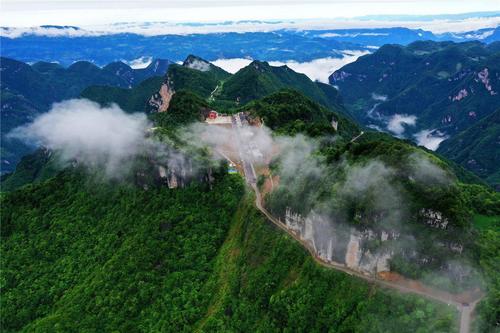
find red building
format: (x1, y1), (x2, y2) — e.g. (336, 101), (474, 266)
(208, 110), (218, 119)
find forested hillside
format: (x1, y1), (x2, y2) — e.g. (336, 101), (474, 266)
(330, 41), (499, 135)
(2, 171), (462, 333)
(2, 52), (499, 333)
(329, 41), (500, 186)
(438, 109), (500, 189)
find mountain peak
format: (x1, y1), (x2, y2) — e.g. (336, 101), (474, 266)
(182, 55), (212, 72)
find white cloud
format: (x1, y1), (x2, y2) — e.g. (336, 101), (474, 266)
(8, 99), (152, 176)
(212, 51), (370, 83)
(463, 29), (495, 39)
(371, 93), (387, 101)
(387, 114), (417, 135)
(414, 129), (448, 151)
(124, 56), (152, 69)
(1, 1), (499, 30)
(185, 58), (211, 72)
(318, 32), (389, 37)
(268, 51), (370, 83)
(1, 15), (499, 38)
(211, 58), (253, 74)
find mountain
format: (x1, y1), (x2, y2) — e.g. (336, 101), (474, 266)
(330, 41), (499, 134)
(438, 109), (500, 189)
(243, 89), (358, 137)
(0, 57), (171, 173)
(84, 55), (347, 117)
(3, 85), (499, 332)
(2, 25), (499, 66)
(2, 169), (466, 333)
(81, 76), (165, 113)
(329, 41), (500, 183)
(308, 27), (437, 46)
(218, 60), (344, 111)
(2, 58), (500, 332)
(103, 59), (172, 86)
(0, 148), (62, 192)
(166, 58), (231, 99)
(0, 30), (365, 66)
(182, 55), (230, 82)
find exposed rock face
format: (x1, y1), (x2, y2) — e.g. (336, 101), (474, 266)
(149, 78), (175, 113)
(451, 88), (468, 101)
(284, 207), (396, 275)
(135, 155), (216, 190)
(419, 208), (449, 229)
(477, 68), (496, 95)
(330, 70), (352, 82)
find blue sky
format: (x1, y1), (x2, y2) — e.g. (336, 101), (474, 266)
(1, 0), (499, 27)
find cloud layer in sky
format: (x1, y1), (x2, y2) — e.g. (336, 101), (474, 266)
(1, 1), (499, 33)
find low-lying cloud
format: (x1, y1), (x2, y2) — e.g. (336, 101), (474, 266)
(387, 114), (417, 136)
(211, 58), (253, 74)
(185, 59), (211, 72)
(414, 129), (448, 151)
(124, 56), (153, 69)
(8, 99), (153, 176)
(211, 51), (370, 83)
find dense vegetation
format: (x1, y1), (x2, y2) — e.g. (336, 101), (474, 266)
(167, 63), (228, 99)
(266, 130), (498, 292)
(219, 60), (345, 111)
(81, 76), (164, 113)
(244, 89), (359, 137)
(474, 226), (500, 332)
(329, 41), (500, 184)
(1, 171), (244, 332)
(151, 90), (209, 128)
(438, 109), (500, 189)
(2, 50), (499, 332)
(195, 197), (457, 333)
(1, 171), (461, 332)
(331, 41), (499, 133)
(0, 148), (61, 192)
(143, 56), (348, 114)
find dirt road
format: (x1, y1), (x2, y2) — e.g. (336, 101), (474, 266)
(227, 112), (482, 333)
(251, 184), (482, 333)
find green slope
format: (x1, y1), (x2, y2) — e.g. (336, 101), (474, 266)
(438, 109), (500, 189)
(219, 60), (345, 111)
(81, 76), (164, 113)
(0, 148), (62, 192)
(81, 55), (349, 118)
(244, 89), (358, 137)
(1, 172), (460, 333)
(330, 41), (500, 135)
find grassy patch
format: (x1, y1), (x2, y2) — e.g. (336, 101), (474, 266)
(473, 214), (500, 232)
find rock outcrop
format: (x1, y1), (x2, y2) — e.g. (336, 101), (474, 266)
(284, 207), (397, 275)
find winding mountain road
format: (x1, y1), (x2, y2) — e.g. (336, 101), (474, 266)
(252, 183), (482, 333)
(232, 114), (484, 333)
(229, 113), (483, 333)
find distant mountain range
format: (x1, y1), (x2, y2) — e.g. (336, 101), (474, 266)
(329, 40), (499, 187)
(1, 26), (499, 66)
(0, 57), (171, 173)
